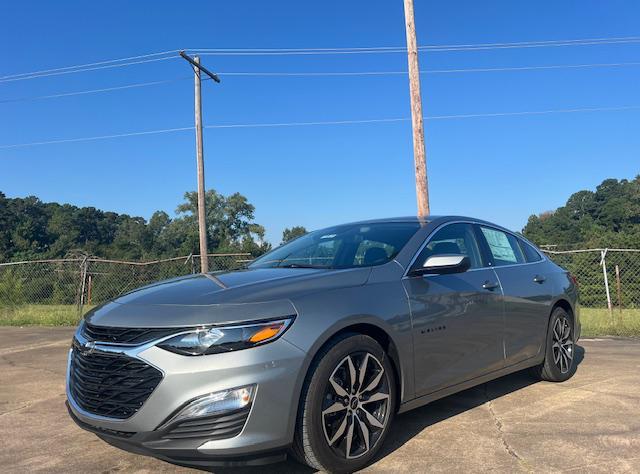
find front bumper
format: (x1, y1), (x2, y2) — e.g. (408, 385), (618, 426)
(66, 404), (288, 467)
(66, 336), (307, 466)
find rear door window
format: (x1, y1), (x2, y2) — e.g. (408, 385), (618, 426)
(518, 238), (543, 263)
(478, 227), (525, 266)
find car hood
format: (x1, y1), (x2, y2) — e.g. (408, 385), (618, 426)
(85, 267), (371, 328)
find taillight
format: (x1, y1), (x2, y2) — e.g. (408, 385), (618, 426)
(568, 273), (578, 287)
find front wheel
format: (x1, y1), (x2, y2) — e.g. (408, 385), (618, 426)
(293, 334), (396, 473)
(531, 307), (576, 382)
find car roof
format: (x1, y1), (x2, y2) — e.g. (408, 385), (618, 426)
(339, 216), (518, 233)
(342, 215), (476, 225)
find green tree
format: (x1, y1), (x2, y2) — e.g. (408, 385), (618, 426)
(523, 176), (640, 249)
(282, 226), (307, 244)
(8, 196), (52, 259)
(0, 192), (14, 261)
(172, 190), (270, 256)
(0, 188), (272, 262)
(109, 216), (148, 260)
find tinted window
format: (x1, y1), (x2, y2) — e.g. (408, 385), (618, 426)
(354, 240), (395, 266)
(519, 238), (543, 263)
(249, 222), (421, 269)
(479, 227), (525, 266)
(415, 223), (482, 269)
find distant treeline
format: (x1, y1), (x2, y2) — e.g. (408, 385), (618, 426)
(523, 176), (640, 249)
(2, 176), (637, 264)
(0, 189), (272, 262)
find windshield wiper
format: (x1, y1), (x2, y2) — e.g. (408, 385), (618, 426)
(277, 263), (329, 269)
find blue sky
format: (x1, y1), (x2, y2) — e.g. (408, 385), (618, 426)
(1, 1), (639, 244)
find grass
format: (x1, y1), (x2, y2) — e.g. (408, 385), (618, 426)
(1, 305), (639, 337)
(579, 307), (640, 338)
(0, 304), (88, 326)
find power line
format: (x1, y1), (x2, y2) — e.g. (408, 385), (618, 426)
(420, 36), (640, 51)
(0, 49), (180, 81)
(424, 61), (640, 74)
(4, 35), (640, 83)
(2, 104), (640, 150)
(0, 56), (178, 84)
(196, 48), (407, 56)
(5, 60), (640, 105)
(192, 35), (640, 55)
(0, 77), (189, 104)
(193, 46), (406, 53)
(425, 105), (640, 120)
(219, 61), (640, 76)
(221, 71), (406, 76)
(203, 118), (410, 129)
(0, 126), (194, 149)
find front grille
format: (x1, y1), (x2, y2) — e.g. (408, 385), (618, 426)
(160, 406), (251, 441)
(82, 322), (185, 345)
(69, 339), (163, 419)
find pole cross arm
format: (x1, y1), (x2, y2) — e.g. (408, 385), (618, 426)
(179, 51), (221, 83)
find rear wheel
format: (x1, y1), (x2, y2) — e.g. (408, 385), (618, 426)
(293, 334), (396, 473)
(531, 307), (576, 382)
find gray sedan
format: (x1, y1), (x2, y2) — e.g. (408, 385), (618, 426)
(66, 216), (580, 473)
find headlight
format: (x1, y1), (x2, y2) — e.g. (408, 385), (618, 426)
(161, 385), (256, 427)
(157, 318), (293, 356)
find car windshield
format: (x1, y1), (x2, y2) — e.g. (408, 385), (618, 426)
(249, 222), (422, 269)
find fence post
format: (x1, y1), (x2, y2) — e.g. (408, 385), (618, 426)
(185, 253), (196, 274)
(600, 249), (612, 317)
(77, 257), (89, 314)
(87, 274), (93, 306)
(615, 264), (622, 315)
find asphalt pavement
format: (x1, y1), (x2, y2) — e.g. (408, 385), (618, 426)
(1, 327), (638, 473)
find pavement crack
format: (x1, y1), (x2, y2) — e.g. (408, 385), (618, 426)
(0, 340), (69, 356)
(0, 404), (31, 417)
(484, 383), (531, 470)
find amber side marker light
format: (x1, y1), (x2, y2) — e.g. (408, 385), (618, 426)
(249, 323), (286, 343)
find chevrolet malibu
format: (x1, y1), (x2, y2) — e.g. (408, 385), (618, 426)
(66, 216), (580, 473)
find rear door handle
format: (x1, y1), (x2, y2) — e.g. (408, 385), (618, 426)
(482, 281), (500, 291)
(533, 275), (546, 284)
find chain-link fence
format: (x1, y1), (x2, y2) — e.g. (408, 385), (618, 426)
(542, 248), (640, 336)
(542, 248), (640, 310)
(0, 254), (250, 325)
(2, 248), (639, 326)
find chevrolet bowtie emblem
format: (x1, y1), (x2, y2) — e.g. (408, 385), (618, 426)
(80, 340), (96, 356)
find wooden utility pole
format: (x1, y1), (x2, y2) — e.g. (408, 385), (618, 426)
(193, 56), (209, 273)
(403, 0), (430, 217)
(179, 51), (221, 273)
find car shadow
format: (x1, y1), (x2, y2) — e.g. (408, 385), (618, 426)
(210, 345), (585, 474)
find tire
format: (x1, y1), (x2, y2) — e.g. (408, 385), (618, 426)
(292, 334), (397, 473)
(531, 307), (576, 382)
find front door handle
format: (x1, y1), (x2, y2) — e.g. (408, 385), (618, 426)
(533, 275), (546, 284)
(482, 281), (500, 291)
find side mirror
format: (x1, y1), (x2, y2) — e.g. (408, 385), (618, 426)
(410, 254), (471, 276)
